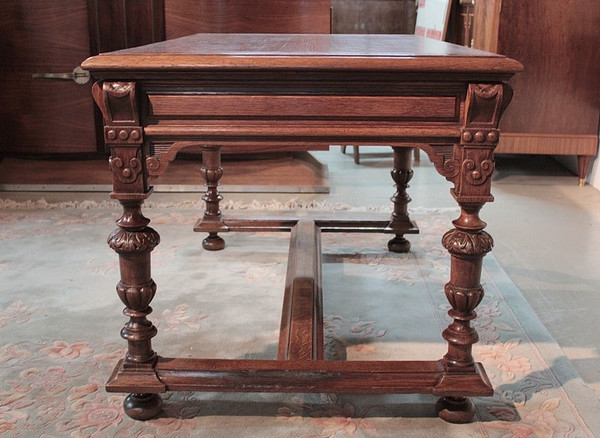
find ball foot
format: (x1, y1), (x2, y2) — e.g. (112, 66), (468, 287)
(203, 233), (225, 251)
(435, 396), (475, 424)
(387, 235), (411, 253)
(123, 393), (162, 421)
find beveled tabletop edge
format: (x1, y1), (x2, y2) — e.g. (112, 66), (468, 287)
(81, 34), (523, 74)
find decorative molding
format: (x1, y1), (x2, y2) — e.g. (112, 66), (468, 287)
(104, 126), (143, 145)
(109, 155), (143, 184)
(117, 281), (157, 312)
(444, 284), (484, 314)
(92, 82), (139, 125)
(108, 228), (160, 254)
(465, 83), (505, 127)
(92, 81), (143, 145)
(442, 229), (493, 256)
(462, 157), (494, 186)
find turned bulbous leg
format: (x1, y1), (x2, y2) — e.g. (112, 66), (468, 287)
(200, 146), (226, 251)
(436, 202), (492, 423)
(387, 147), (414, 253)
(123, 393), (163, 420)
(203, 232), (225, 251)
(435, 396), (475, 424)
(387, 235), (411, 253)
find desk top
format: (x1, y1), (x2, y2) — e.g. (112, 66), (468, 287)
(82, 34), (522, 74)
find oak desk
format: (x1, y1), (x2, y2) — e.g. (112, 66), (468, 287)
(82, 34), (521, 424)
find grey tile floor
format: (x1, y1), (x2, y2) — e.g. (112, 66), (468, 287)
(2, 147), (599, 400)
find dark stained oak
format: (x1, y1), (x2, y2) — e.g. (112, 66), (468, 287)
(83, 33), (520, 73)
(82, 34), (521, 425)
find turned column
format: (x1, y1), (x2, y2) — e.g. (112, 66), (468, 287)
(200, 145), (226, 250)
(435, 202), (492, 423)
(108, 200), (162, 420)
(426, 83), (511, 423)
(388, 147), (414, 253)
(92, 81), (163, 420)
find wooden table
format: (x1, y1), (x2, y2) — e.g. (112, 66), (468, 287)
(82, 33), (521, 424)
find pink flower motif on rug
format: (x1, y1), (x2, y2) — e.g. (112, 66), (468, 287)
(476, 339), (532, 383)
(40, 341), (93, 360)
(0, 343), (33, 364)
(56, 394), (124, 437)
(36, 396), (67, 427)
(10, 366), (75, 395)
(0, 391), (35, 433)
(324, 315), (386, 359)
(487, 397), (575, 437)
(155, 304), (208, 333)
(0, 301), (34, 327)
(279, 396), (379, 438)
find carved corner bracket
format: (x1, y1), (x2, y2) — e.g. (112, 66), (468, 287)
(426, 83), (513, 203)
(146, 142), (201, 180)
(92, 81), (143, 145)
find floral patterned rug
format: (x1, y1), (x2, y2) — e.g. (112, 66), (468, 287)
(1, 200), (599, 437)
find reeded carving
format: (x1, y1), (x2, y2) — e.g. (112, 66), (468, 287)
(117, 281), (157, 311)
(442, 229), (493, 256)
(200, 166), (224, 184)
(108, 228), (160, 254)
(444, 284), (484, 313)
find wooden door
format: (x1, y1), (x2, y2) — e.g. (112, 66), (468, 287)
(0, 0), (165, 156)
(0, 0), (97, 154)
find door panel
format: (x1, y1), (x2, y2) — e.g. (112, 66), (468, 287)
(0, 0), (97, 154)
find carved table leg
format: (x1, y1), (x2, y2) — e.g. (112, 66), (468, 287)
(388, 147), (414, 253)
(108, 199), (162, 420)
(200, 146), (225, 250)
(436, 202), (492, 423)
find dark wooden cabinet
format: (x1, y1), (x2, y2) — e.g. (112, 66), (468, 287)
(472, 0), (599, 182)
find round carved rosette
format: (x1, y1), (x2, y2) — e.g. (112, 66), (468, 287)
(108, 227), (160, 254)
(442, 229), (493, 257)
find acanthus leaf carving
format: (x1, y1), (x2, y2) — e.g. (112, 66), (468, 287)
(108, 227), (160, 254)
(442, 229), (493, 256)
